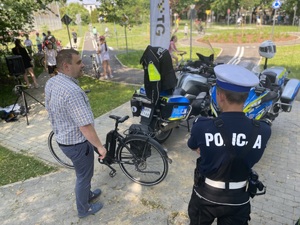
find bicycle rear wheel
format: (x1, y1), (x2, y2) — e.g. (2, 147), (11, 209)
(39, 56), (45, 67)
(48, 131), (74, 169)
(117, 134), (168, 186)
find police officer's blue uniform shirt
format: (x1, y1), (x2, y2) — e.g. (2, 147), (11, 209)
(188, 64), (271, 181)
(188, 115), (271, 181)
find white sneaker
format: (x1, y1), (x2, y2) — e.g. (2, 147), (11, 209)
(105, 76), (108, 79)
(109, 74), (114, 78)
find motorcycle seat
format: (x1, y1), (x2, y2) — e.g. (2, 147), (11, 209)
(261, 90), (279, 103)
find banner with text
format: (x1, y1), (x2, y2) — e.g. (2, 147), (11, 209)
(150, 0), (170, 50)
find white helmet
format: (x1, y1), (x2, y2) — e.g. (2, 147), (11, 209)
(259, 40), (276, 59)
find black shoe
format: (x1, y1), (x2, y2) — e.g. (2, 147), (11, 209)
(89, 189), (101, 202)
(78, 202), (103, 218)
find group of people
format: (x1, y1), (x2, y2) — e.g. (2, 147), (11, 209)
(10, 18), (269, 223)
(43, 35), (272, 225)
(11, 30), (63, 88)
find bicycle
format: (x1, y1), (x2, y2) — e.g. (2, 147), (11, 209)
(48, 115), (171, 186)
(90, 54), (101, 78)
(175, 52), (192, 72)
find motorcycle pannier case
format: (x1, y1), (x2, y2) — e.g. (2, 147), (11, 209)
(130, 87), (151, 117)
(280, 79), (300, 111)
(160, 95), (190, 121)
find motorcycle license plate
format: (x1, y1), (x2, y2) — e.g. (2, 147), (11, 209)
(141, 107), (151, 118)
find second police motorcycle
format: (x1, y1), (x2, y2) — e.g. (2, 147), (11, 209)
(130, 41), (300, 143)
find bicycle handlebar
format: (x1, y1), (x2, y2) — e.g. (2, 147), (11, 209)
(178, 52), (187, 56)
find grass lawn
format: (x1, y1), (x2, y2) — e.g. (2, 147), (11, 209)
(267, 44), (300, 79)
(79, 76), (138, 118)
(0, 146), (56, 186)
(0, 75), (137, 186)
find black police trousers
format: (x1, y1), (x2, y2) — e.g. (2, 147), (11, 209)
(188, 188), (251, 225)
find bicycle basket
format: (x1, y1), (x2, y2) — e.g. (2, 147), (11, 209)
(128, 124), (154, 158)
(128, 124), (155, 137)
(129, 138), (152, 159)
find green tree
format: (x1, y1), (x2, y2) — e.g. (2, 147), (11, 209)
(91, 9), (99, 24)
(59, 3), (90, 25)
(97, 0), (149, 25)
(0, 0), (65, 44)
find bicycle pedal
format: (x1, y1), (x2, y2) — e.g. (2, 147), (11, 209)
(109, 170), (116, 177)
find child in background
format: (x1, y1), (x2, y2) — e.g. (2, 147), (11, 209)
(184, 23), (188, 37)
(44, 40), (57, 77)
(98, 36), (113, 80)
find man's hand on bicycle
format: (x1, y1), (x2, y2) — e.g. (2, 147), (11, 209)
(97, 146), (107, 159)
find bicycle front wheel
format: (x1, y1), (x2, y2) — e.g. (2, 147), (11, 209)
(48, 131), (74, 169)
(117, 134), (168, 186)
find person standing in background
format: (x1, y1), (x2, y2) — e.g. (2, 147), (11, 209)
(184, 23), (189, 38)
(44, 40), (57, 77)
(35, 32), (43, 54)
(168, 35), (186, 68)
(24, 34), (33, 57)
(92, 27), (98, 40)
(98, 36), (113, 80)
(71, 29), (78, 48)
(12, 39), (39, 88)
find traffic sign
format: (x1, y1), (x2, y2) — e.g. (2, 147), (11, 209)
(272, 1), (282, 10)
(61, 14), (72, 25)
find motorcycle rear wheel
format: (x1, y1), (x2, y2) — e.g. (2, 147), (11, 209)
(155, 129), (173, 143)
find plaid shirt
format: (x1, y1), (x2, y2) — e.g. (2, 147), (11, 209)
(45, 73), (94, 145)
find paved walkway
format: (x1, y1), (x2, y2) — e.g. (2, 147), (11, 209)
(0, 33), (300, 225)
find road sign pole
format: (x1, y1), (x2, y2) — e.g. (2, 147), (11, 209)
(61, 14), (73, 49)
(66, 24), (73, 49)
(271, 0), (282, 40)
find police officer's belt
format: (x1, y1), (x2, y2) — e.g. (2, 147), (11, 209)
(205, 178), (247, 190)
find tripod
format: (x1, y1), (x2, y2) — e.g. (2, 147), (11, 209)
(10, 77), (45, 125)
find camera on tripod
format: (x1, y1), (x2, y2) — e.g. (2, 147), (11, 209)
(247, 170), (266, 198)
(13, 85), (24, 96)
(4, 55), (44, 125)
(5, 55), (25, 78)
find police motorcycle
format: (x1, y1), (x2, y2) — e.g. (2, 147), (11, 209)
(210, 40), (300, 124)
(130, 45), (192, 143)
(130, 44), (219, 143)
(173, 43), (218, 119)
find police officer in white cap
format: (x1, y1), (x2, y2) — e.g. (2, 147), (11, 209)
(187, 64), (272, 225)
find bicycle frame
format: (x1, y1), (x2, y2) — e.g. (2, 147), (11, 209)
(98, 118), (163, 177)
(95, 115), (170, 182)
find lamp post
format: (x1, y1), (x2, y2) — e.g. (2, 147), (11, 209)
(293, 5), (297, 26)
(122, 14), (129, 54)
(190, 4), (195, 61)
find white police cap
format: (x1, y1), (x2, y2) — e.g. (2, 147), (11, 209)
(214, 64), (259, 92)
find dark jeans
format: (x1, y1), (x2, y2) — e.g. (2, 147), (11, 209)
(60, 141), (95, 215)
(188, 188), (250, 225)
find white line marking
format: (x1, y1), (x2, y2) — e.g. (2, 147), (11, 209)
(227, 47), (240, 64)
(227, 46), (244, 65)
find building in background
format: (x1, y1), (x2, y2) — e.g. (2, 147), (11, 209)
(68, 0), (100, 14)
